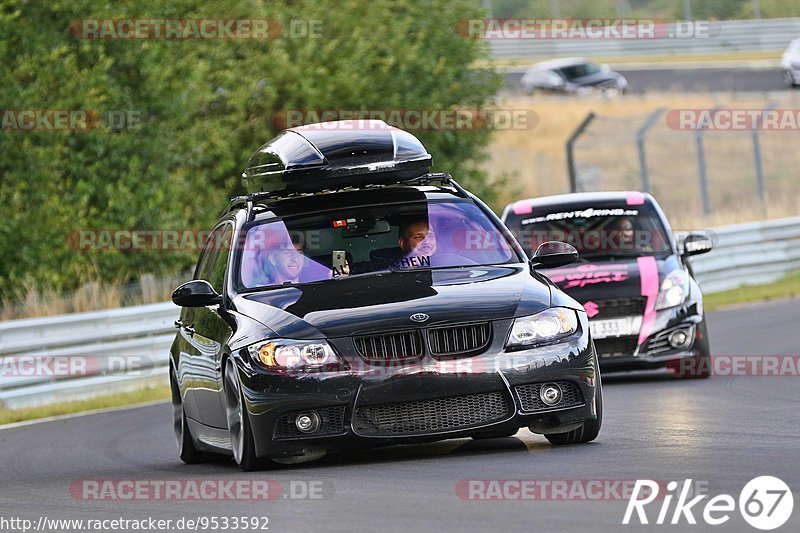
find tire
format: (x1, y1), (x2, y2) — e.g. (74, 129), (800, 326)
(783, 70), (797, 87)
(545, 376), (602, 446)
(170, 369), (206, 464)
(223, 358), (266, 471)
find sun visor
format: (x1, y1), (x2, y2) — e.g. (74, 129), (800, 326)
(241, 120), (432, 194)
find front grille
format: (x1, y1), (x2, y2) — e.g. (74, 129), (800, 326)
(588, 298), (646, 319)
(354, 330), (423, 360)
(353, 392), (510, 436)
(428, 322), (491, 356)
(273, 406), (346, 439)
(515, 381), (584, 412)
(594, 335), (639, 358)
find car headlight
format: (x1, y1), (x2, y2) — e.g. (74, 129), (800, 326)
(247, 339), (341, 370)
(507, 308), (578, 349)
(655, 268), (690, 310)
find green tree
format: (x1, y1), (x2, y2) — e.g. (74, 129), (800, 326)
(0, 0), (501, 298)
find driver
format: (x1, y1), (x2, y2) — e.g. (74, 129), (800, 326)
(399, 220), (437, 258)
(610, 216), (653, 253)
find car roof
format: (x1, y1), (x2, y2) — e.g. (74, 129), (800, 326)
(504, 191), (655, 217)
(529, 57), (590, 71)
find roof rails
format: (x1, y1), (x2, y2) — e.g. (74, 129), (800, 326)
(222, 172), (467, 222)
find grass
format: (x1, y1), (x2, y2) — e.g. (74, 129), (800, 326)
(482, 50), (784, 69)
(0, 384), (171, 426)
(703, 270), (800, 312)
(0, 273), (186, 320)
(485, 92), (800, 228)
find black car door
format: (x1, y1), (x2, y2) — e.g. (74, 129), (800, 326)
(184, 222), (235, 429)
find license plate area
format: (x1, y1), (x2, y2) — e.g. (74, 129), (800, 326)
(589, 317), (642, 339)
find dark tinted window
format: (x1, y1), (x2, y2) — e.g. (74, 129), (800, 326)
(238, 200), (518, 290)
(196, 223), (233, 293)
(504, 203), (671, 258)
(559, 63), (601, 80)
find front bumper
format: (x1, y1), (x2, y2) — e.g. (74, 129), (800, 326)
(235, 315), (599, 458)
(596, 301), (709, 372)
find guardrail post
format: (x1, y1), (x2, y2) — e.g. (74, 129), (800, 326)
(694, 106), (718, 216)
(636, 108), (665, 193)
(566, 112), (596, 192)
(752, 103), (775, 214)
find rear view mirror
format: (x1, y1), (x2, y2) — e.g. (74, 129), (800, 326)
(531, 241), (579, 269)
(342, 219), (391, 238)
(172, 280), (222, 307)
(682, 233), (714, 257)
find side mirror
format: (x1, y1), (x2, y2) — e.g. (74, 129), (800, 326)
(531, 241), (579, 269)
(681, 233), (714, 257)
(172, 280), (222, 307)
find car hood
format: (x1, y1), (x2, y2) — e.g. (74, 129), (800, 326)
(541, 255), (680, 306)
(232, 266), (551, 339)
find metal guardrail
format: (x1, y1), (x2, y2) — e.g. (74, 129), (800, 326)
(0, 302), (178, 409)
(0, 216), (798, 410)
(489, 18), (800, 60)
(690, 216), (800, 294)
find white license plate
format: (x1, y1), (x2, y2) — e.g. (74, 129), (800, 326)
(590, 318), (637, 339)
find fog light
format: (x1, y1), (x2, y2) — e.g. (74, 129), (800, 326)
(295, 412), (321, 433)
(669, 329), (691, 349)
(540, 383), (562, 406)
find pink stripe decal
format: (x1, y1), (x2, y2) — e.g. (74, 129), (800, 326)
(637, 256), (659, 345)
(513, 201), (533, 215)
(626, 191), (645, 205)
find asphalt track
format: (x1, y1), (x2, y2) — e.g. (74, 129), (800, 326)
(504, 67), (793, 94)
(0, 299), (798, 533)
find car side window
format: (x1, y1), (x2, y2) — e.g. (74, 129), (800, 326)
(195, 223), (233, 294)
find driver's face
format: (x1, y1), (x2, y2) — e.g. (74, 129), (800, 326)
(616, 218), (635, 241)
(400, 222), (437, 255)
(270, 243), (303, 282)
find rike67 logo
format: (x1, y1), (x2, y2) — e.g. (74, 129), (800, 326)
(624, 477), (794, 530)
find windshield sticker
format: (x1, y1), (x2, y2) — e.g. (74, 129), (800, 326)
(394, 255), (432, 268)
(547, 263), (631, 289)
(521, 208), (639, 225)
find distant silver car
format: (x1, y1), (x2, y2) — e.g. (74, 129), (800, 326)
(781, 39), (800, 87)
(520, 57), (628, 96)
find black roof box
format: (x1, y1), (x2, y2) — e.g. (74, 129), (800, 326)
(242, 120), (432, 194)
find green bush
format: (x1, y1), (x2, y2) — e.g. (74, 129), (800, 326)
(0, 0), (501, 299)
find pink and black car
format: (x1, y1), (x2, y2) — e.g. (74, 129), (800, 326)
(502, 192), (713, 377)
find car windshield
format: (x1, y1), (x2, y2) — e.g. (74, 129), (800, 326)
(504, 203), (672, 259)
(558, 63), (601, 80)
(237, 199), (518, 290)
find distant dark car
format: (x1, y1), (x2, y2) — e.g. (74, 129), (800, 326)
(520, 58), (628, 95)
(502, 192), (713, 377)
(169, 120), (602, 470)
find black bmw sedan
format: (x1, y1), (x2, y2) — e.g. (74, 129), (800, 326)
(502, 192), (713, 377)
(170, 120), (601, 470)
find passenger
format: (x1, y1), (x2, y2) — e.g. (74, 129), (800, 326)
(268, 235), (305, 284)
